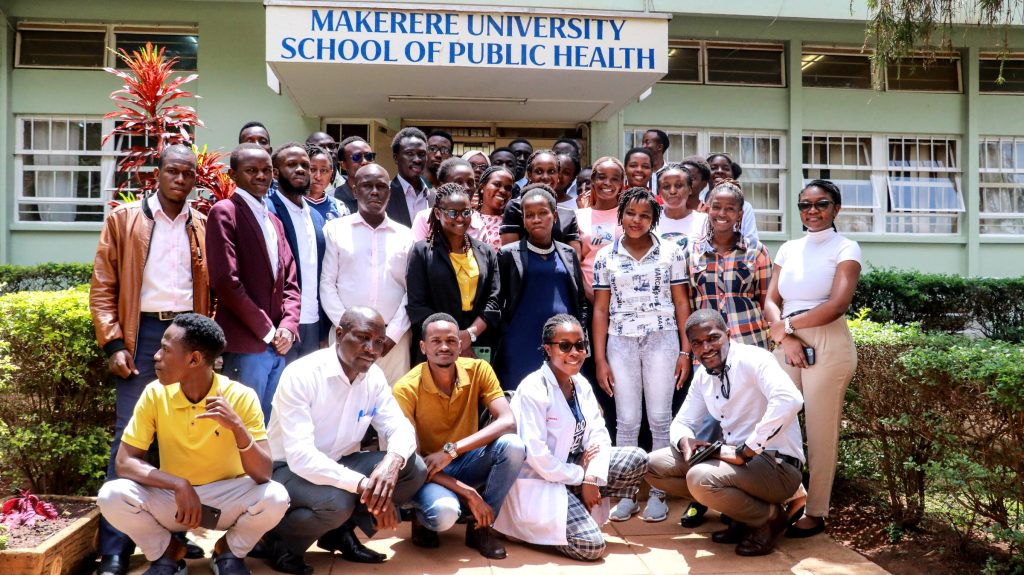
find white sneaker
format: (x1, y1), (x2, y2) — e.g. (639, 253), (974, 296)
(609, 498), (640, 521)
(640, 494), (669, 522)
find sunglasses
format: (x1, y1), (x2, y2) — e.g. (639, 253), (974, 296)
(350, 152), (376, 163)
(797, 199), (835, 212)
(545, 339), (588, 353)
(438, 208), (473, 219)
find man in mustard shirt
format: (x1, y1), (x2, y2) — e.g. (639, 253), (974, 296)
(392, 313), (525, 559)
(98, 314), (290, 575)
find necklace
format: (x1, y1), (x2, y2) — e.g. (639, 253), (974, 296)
(527, 241), (555, 255)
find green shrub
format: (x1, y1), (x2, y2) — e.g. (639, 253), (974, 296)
(0, 263), (93, 295)
(0, 286), (113, 495)
(853, 270), (1024, 342)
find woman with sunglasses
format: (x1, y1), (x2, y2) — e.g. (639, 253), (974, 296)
(764, 179), (861, 538)
(494, 314), (648, 561)
(592, 187), (692, 523)
(476, 166), (514, 251)
(406, 183), (501, 363)
(703, 153), (759, 245)
(411, 157), (484, 242)
(496, 185), (587, 390)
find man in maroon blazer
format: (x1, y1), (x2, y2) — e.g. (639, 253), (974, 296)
(207, 143), (301, 423)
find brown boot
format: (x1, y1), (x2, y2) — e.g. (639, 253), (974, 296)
(736, 504), (788, 557)
(465, 521), (507, 560)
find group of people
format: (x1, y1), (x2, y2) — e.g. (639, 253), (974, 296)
(88, 123), (862, 575)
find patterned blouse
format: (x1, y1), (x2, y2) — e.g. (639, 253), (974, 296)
(478, 213), (503, 251)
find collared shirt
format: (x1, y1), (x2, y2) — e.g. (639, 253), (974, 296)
(449, 250), (479, 312)
(121, 375), (266, 486)
(592, 234), (687, 337)
(699, 188), (759, 245)
(397, 174), (431, 218)
(681, 235), (772, 348)
(319, 213), (414, 343)
(411, 207), (485, 243)
(140, 194), (193, 313)
(670, 341), (805, 462)
(281, 196), (320, 325)
(306, 193), (347, 222)
(267, 347), (417, 492)
(392, 357), (505, 456)
(234, 187), (279, 280)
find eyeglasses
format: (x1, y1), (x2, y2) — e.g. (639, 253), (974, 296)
(544, 340), (588, 353)
(797, 199), (835, 212)
(350, 152), (376, 163)
(438, 208), (473, 219)
(428, 145), (451, 155)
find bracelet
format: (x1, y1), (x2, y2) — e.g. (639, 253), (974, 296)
(679, 350), (693, 359)
(582, 480), (600, 487)
(237, 435), (256, 452)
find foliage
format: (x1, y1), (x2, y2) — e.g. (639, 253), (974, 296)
(0, 263), (93, 295)
(0, 287), (113, 495)
(852, 269), (1024, 341)
(865, 0), (1023, 89)
(192, 144), (236, 215)
(0, 524), (6, 550)
(1, 490), (58, 528)
(103, 42), (201, 197)
(843, 313), (1024, 561)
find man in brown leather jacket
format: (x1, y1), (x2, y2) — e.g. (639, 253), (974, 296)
(89, 144), (212, 575)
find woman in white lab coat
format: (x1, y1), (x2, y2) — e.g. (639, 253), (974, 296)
(493, 314), (648, 561)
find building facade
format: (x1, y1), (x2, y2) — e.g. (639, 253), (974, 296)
(1, 0), (1023, 276)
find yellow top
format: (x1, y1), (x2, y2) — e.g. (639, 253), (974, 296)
(392, 357), (505, 456)
(449, 250), (479, 312)
(121, 375), (266, 486)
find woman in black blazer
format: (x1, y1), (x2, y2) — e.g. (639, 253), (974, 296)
(406, 183), (501, 363)
(495, 184), (587, 390)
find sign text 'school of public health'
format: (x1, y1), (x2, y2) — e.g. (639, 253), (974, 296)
(274, 9), (662, 71)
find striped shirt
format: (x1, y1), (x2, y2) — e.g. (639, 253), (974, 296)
(680, 235), (772, 348)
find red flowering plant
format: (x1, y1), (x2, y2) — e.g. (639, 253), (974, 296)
(191, 144), (236, 215)
(1, 490), (58, 528)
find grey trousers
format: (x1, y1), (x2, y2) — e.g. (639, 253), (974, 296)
(97, 476), (290, 561)
(269, 452), (427, 555)
(646, 446), (801, 527)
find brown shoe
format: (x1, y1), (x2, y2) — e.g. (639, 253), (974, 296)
(710, 521), (748, 544)
(736, 504), (788, 557)
(465, 521), (507, 560)
(410, 515), (440, 549)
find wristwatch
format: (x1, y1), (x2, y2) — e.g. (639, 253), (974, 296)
(736, 443), (755, 464)
(466, 326), (478, 343)
(443, 442), (459, 459)
(784, 317), (795, 335)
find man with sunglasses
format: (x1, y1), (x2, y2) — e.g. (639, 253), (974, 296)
(392, 313), (524, 560)
(334, 136), (377, 214)
(320, 163), (415, 384)
(645, 309), (805, 557)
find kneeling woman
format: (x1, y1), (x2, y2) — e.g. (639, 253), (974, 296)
(494, 314), (648, 561)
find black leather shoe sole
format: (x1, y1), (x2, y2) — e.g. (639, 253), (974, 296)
(785, 517), (826, 538)
(96, 555), (129, 575)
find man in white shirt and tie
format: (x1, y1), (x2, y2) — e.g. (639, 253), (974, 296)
(645, 309), (805, 557)
(320, 163), (414, 383)
(262, 307), (427, 574)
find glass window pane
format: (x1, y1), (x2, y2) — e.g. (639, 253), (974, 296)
(886, 57), (960, 92)
(18, 30), (105, 68)
(887, 176), (963, 212)
(802, 53), (873, 89)
(662, 45), (700, 83)
(979, 58), (1024, 93)
(116, 34), (198, 70)
(706, 47), (784, 86)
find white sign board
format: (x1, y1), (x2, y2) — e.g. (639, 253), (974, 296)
(266, 4), (668, 73)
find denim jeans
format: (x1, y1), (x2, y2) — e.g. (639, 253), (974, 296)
(606, 329), (679, 451)
(222, 345), (287, 424)
(410, 434), (526, 531)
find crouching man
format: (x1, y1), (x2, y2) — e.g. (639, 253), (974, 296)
(645, 309), (805, 557)
(98, 313), (289, 575)
(392, 313), (525, 559)
(263, 306), (427, 575)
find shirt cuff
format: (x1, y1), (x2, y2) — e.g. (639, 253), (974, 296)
(263, 326), (276, 344)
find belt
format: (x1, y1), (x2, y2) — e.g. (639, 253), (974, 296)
(774, 453), (802, 470)
(141, 311), (188, 321)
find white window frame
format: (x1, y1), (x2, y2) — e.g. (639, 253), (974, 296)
(658, 40), (785, 88)
(978, 136), (1024, 236)
(625, 127), (788, 234)
(15, 22), (198, 70)
(801, 132), (964, 235)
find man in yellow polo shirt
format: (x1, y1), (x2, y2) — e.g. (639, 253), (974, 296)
(392, 313), (525, 560)
(97, 314), (290, 575)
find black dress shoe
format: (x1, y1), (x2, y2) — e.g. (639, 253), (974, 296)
(736, 504), (788, 557)
(465, 522), (507, 560)
(710, 522), (748, 544)
(96, 555), (129, 575)
(170, 532), (204, 559)
(785, 516), (826, 538)
(268, 547), (313, 575)
(411, 515), (440, 548)
(319, 528), (386, 564)
(680, 502), (708, 528)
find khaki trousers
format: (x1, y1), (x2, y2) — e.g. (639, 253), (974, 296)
(774, 316), (857, 517)
(646, 446), (801, 527)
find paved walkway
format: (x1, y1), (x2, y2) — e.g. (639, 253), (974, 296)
(125, 499), (889, 575)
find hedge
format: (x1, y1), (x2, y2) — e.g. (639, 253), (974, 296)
(852, 269), (1024, 341)
(0, 263), (93, 295)
(0, 286), (113, 495)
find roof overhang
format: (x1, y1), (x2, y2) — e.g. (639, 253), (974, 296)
(265, 1), (670, 122)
